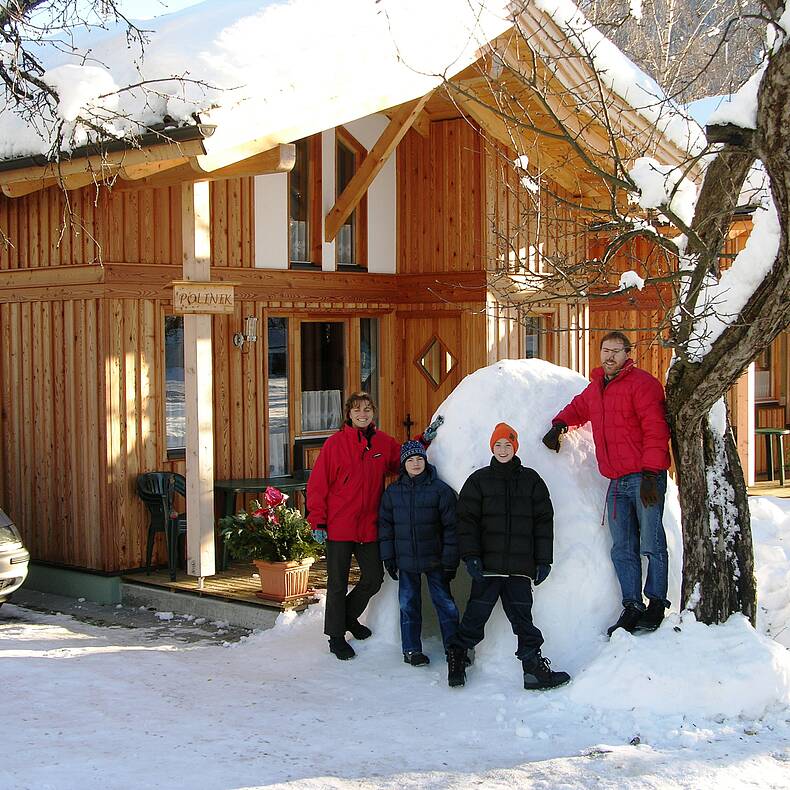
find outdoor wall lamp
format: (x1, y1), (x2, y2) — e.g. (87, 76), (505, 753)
(233, 315), (258, 352)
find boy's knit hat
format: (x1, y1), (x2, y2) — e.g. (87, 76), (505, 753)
(400, 439), (428, 465)
(490, 422), (519, 453)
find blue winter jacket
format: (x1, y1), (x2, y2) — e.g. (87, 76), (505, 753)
(378, 464), (459, 573)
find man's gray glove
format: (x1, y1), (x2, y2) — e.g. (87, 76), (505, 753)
(640, 471), (659, 507)
(541, 422), (567, 453)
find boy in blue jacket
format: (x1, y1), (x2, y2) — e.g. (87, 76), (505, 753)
(379, 439), (460, 666)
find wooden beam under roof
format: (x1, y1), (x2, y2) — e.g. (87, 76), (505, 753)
(325, 92), (433, 243)
(114, 144), (295, 189)
(0, 138), (206, 188)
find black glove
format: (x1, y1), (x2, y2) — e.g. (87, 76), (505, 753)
(541, 422), (567, 453)
(384, 560), (398, 581)
(534, 563), (551, 586)
(640, 471), (659, 507)
(443, 566), (457, 584)
(465, 557), (484, 582)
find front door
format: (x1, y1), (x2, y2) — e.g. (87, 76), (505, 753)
(400, 314), (463, 442)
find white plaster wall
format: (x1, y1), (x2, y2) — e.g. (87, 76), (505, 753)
(252, 112), (397, 272)
(343, 114), (396, 273)
(253, 172), (288, 268)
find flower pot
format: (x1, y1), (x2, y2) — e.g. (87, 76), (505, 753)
(253, 557), (315, 603)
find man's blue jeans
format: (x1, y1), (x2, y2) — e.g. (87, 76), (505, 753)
(398, 569), (459, 654)
(606, 471), (669, 608)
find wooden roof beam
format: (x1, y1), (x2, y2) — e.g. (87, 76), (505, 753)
(114, 144), (295, 190)
(325, 92), (433, 243)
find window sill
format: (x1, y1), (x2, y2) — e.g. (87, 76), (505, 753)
(337, 264), (367, 273)
(166, 449), (186, 461)
(289, 261), (321, 270)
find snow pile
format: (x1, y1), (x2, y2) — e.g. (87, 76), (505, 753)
(619, 270), (645, 291)
(571, 612), (790, 718)
(685, 197), (779, 360)
(0, 0), (512, 157)
(752, 496), (790, 647)
(411, 359), (684, 674)
(707, 66), (764, 130)
(629, 156), (697, 225)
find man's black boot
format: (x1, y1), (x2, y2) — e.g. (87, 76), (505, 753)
(403, 651), (430, 667)
(522, 652), (571, 690)
(328, 636), (356, 660)
(447, 647), (467, 687)
(635, 599), (667, 632)
(347, 620), (372, 640)
(606, 604), (644, 637)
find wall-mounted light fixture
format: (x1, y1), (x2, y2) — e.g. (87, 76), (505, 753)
(233, 315), (258, 353)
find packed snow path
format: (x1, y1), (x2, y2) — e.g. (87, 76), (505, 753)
(3, 596), (790, 790)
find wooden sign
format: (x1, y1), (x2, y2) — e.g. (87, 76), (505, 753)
(172, 281), (236, 314)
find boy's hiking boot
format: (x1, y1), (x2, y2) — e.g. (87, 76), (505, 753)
(522, 652), (571, 690)
(403, 651), (430, 667)
(328, 636), (356, 660)
(447, 647), (468, 687)
(635, 599), (667, 632)
(606, 604), (643, 637)
(347, 620), (372, 640)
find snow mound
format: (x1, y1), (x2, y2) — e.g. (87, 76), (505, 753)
(413, 358), (683, 673)
(752, 496), (790, 647)
(570, 613), (790, 719)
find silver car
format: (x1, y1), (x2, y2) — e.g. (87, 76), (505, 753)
(0, 508), (29, 606)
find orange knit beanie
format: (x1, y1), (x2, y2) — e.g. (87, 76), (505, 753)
(489, 422), (519, 453)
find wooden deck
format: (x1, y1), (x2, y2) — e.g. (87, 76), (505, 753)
(748, 481), (790, 499)
(122, 558), (359, 612)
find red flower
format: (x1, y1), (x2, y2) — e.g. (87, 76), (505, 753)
(264, 486), (288, 508)
(251, 506), (269, 518)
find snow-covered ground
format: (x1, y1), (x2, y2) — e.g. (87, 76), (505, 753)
(4, 360), (790, 788)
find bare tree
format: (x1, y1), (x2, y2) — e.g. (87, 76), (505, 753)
(445, 0), (789, 624)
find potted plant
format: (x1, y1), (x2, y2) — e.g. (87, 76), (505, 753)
(219, 486), (323, 603)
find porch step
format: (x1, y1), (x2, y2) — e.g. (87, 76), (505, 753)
(121, 580), (282, 632)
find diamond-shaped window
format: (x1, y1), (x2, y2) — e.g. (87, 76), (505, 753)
(416, 335), (457, 390)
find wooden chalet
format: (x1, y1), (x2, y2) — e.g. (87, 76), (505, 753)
(0, 7), (784, 592)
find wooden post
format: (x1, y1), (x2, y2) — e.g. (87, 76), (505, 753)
(734, 364), (756, 487)
(181, 181), (216, 578)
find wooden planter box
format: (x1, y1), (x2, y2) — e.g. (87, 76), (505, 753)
(253, 557), (315, 603)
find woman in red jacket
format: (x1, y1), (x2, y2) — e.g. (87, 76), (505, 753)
(307, 391), (401, 660)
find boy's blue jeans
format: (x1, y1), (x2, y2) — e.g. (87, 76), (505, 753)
(398, 569), (459, 654)
(606, 471), (669, 608)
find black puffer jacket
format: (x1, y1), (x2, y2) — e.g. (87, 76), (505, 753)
(456, 456), (553, 578)
(378, 464), (459, 573)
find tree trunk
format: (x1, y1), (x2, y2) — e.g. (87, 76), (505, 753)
(668, 396), (756, 624)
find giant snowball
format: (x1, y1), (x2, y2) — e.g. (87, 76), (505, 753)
(371, 359), (683, 676)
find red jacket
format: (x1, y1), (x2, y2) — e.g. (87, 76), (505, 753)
(553, 360), (671, 479)
(307, 424), (401, 542)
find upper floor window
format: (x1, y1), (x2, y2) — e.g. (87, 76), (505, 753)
(289, 135), (321, 266)
(336, 126), (367, 268)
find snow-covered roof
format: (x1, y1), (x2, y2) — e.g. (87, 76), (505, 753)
(0, 0), (513, 162)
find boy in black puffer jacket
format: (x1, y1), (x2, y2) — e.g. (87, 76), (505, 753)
(379, 439), (459, 667)
(446, 422), (570, 691)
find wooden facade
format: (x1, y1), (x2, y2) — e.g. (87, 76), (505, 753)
(2, 102), (782, 577)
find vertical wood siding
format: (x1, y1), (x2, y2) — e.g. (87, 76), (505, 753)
(397, 121), (483, 273)
(0, 177), (255, 268)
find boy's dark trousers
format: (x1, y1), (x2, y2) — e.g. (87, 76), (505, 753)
(450, 575), (543, 660)
(324, 540), (384, 638)
(399, 569), (459, 654)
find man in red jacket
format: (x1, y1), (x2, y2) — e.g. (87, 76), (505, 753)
(542, 331), (671, 636)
